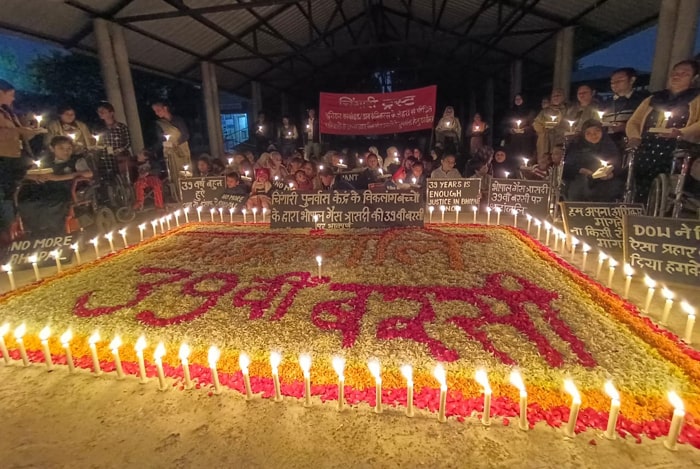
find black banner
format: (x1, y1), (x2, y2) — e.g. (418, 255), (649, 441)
(179, 176), (226, 207)
(561, 202), (644, 252)
(426, 178), (481, 211)
(2, 233), (78, 270)
(487, 178), (550, 217)
(337, 170), (369, 190)
(270, 190), (424, 229)
(623, 215), (700, 287)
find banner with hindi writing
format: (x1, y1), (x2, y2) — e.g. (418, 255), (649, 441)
(561, 202), (644, 252)
(426, 178), (481, 212)
(623, 215), (700, 287)
(270, 190), (424, 229)
(319, 86), (437, 135)
(179, 176), (225, 208)
(487, 178), (550, 217)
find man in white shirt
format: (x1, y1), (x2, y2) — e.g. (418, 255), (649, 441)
(430, 154), (462, 179)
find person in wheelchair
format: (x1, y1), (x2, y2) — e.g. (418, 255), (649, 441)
(563, 120), (624, 202)
(18, 136), (93, 235)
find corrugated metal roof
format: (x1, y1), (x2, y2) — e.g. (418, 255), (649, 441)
(115, 0), (178, 18)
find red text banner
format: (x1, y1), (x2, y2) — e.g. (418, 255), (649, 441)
(319, 85), (437, 135)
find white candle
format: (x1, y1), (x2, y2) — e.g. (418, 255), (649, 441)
(60, 329), (74, 373)
(475, 368), (491, 426)
(660, 287), (674, 325)
(138, 224), (146, 242)
(209, 208), (216, 222)
(217, 208), (224, 223)
(504, 171), (510, 179)
(664, 391), (685, 450)
(511, 209), (518, 227)
(50, 250), (62, 273)
(135, 335), (148, 383)
(154, 342), (167, 391)
(242, 209), (247, 223)
(568, 120), (575, 132)
(597, 110), (605, 121)
(581, 244), (590, 272)
(184, 207), (190, 223)
(14, 324), (29, 366)
(643, 276), (656, 313)
(569, 237), (578, 260)
(607, 258), (617, 288)
(535, 219), (542, 240)
(164, 134), (171, 142)
(401, 364), (414, 417)
(523, 157), (529, 166)
(596, 252), (608, 280)
(440, 205), (446, 223)
(196, 206), (202, 222)
(118, 228), (128, 248)
(270, 351), (283, 402)
(454, 206), (461, 224)
(564, 379), (581, 438)
(176, 343), (192, 389)
(0, 323), (10, 364)
(472, 206), (478, 223)
(28, 254), (40, 281)
(262, 207), (267, 223)
(620, 263), (633, 299)
(435, 363), (448, 423)
(88, 331), (101, 375)
(603, 381), (620, 440)
(526, 214), (532, 233)
(368, 359), (382, 413)
(299, 354), (312, 407)
(39, 326), (54, 371)
(332, 356), (345, 411)
(252, 207), (258, 223)
(663, 111), (672, 126)
(486, 207), (491, 225)
(682, 302), (696, 344)
(35, 114), (43, 126)
(110, 335), (124, 379)
(165, 215), (172, 230)
(509, 370), (528, 431)
(495, 207), (501, 225)
(316, 255), (322, 278)
(544, 222), (551, 245)
(553, 230), (560, 251)
(238, 352), (253, 400)
(2, 264), (15, 290)
(104, 232), (115, 253)
(229, 207), (234, 223)
(516, 119), (521, 129)
(151, 220), (158, 236)
(429, 205), (434, 223)
(174, 210), (181, 226)
(208, 345), (221, 394)
(90, 237), (100, 258)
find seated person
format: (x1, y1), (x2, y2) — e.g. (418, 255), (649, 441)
(246, 168), (272, 212)
(211, 158), (225, 176)
(19, 136), (93, 235)
(196, 155), (213, 176)
(319, 167), (354, 191)
(133, 149), (164, 210)
(293, 169), (314, 191)
(223, 171), (249, 196)
(286, 156), (305, 183)
(430, 154), (462, 179)
(364, 153), (385, 183)
(392, 156), (416, 182)
(268, 151), (288, 181)
(563, 119), (623, 202)
(409, 161), (426, 188)
(490, 148), (518, 179)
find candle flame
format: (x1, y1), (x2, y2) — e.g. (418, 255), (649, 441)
(598, 252), (608, 261)
(582, 243), (591, 252)
(104, 232), (113, 240)
(299, 353), (312, 373)
(644, 275), (656, 289)
(88, 331), (100, 345)
(439, 205), (445, 212)
(368, 358), (381, 380)
(2, 263), (11, 272)
(332, 356), (345, 378)
(0, 323), (9, 336)
(118, 228), (127, 237)
(60, 329), (72, 344)
(544, 221), (550, 229)
(534, 219), (541, 226)
(138, 223), (146, 231)
(681, 301), (695, 316)
(109, 335), (122, 351)
(178, 343), (190, 361)
(472, 206), (478, 212)
(210, 208), (215, 214)
(564, 379), (581, 404)
(486, 207), (491, 213)
(570, 236), (578, 245)
(50, 249), (60, 259)
(668, 391), (684, 411)
(664, 111), (672, 119)
(154, 342), (166, 361)
(511, 209), (517, 215)
(242, 209), (247, 214)
(475, 368), (490, 392)
(455, 206), (461, 212)
(662, 287), (674, 300)
(14, 323), (26, 339)
(429, 206), (434, 213)
(270, 351), (282, 369)
(27, 254), (38, 263)
(196, 206), (202, 213)
(135, 335), (147, 352)
(624, 263), (634, 276)
(400, 364), (413, 384)
(509, 370), (526, 393)
(495, 207), (501, 213)
(316, 255), (322, 266)
(434, 363), (447, 387)
(207, 346), (220, 367)
(238, 352), (250, 371)
(229, 207), (234, 214)
(608, 258), (618, 268)
(252, 208), (258, 214)
(604, 380), (620, 401)
(184, 207), (190, 213)
(89, 237), (98, 246)
(39, 326), (51, 341)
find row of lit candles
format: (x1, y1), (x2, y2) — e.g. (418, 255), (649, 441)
(0, 322), (687, 449)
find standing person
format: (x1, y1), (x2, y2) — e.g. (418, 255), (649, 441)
(45, 105), (93, 155)
(96, 102), (131, 155)
(254, 111), (273, 154)
(563, 84), (601, 134)
(468, 113), (489, 155)
(533, 88), (568, 171)
(303, 108), (321, 161)
(602, 68), (649, 151)
(277, 116), (298, 158)
(626, 60), (700, 203)
(435, 106), (462, 154)
(0, 80), (46, 241)
(151, 101), (191, 190)
(502, 94), (536, 160)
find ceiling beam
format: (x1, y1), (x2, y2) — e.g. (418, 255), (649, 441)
(65, 0), (135, 48)
(117, 0), (301, 23)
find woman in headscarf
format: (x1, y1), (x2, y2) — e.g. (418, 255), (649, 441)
(502, 94), (536, 160)
(468, 113), (489, 155)
(490, 148), (519, 179)
(435, 106), (462, 153)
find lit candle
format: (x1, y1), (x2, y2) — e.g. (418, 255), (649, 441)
(596, 252), (608, 280)
(118, 228), (128, 248)
(603, 381), (620, 440)
(228, 207), (234, 223)
(262, 207), (267, 223)
(0, 323), (9, 364)
(88, 331), (101, 375)
(504, 171), (510, 179)
(138, 224), (146, 242)
(164, 134), (171, 143)
(581, 243), (591, 271)
(544, 221), (551, 245)
(175, 343), (192, 389)
(332, 356), (345, 411)
(607, 258), (617, 288)
(550, 115), (557, 123)
(208, 345), (221, 394)
(316, 255), (322, 278)
(412, 177), (417, 185)
(569, 237), (578, 260)
(209, 207), (216, 222)
(643, 276), (656, 313)
(535, 219), (542, 240)
(563, 379), (581, 438)
(182, 164), (189, 174)
(135, 335), (147, 383)
(401, 364), (414, 417)
(252, 207), (258, 223)
(597, 110), (605, 121)
(159, 217), (165, 233)
(663, 111), (672, 126)
(495, 207), (501, 226)
(682, 301), (696, 344)
(313, 214), (319, 225)
(196, 206), (202, 222)
(154, 342), (167, 391)
(270, 351), (283, 402)
(511, 209), (518, 228)
(510, 370), (528, 431)
(553, 230), (560, 251)
(516, 119), (521, 129)
(242, 209), (247, 223)
(359, 158), (364, 165)
(93, 134), (101, 145)
(475, 368), (491, 426)
(239, 352), (253, 400)
(526, 214), (532, 233)
(228, 157), (234, 166)
(660, 287), (674, 325)
(165, 214), (172, 230)
(50, 249), (62, 273)
(110, 335), (124, 379)
(568, 120), (575, 132)
(454, 205), (461, 224)
(34, 114), (43, 126)
(39, 326), (54, 371)
(664, 391), (685, 450)
(368, 359), (382, 413)
(89, 237), (100, 258)
(104, 231), (115, 253)
(174, 210), (181, 226)
(440, 205), (446, 223)
(523, 157), (529, 167)
(2, 264), (16, 290)
(299, 354), (312, 407)
(28, 254), (40, 281)
(216, 207), (222, 223)
(68, 132), (77, 141)
(184, 207), (190, 223)
(623, 264), (633, 299)
(60, 329), (74, 373)
(472, 205), (478, 223)
(428, 205), (434, 223)
(151, 220), (158, 236)
(14, 324), (29, 366)
(435, 363), (448, 423)
(486, 207), (491, 225)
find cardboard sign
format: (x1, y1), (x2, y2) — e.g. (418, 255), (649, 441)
(561, 202), (644, 251)
(337, 170), (369, 189)
(2, 234), (77, 270)
(179, 177), (226, 207)
(623, 215), (700, 287)
(270, 190), (424, 229)
(218, 193), (248, 209)
(426, 178), (481, 211)
(487, 178), (551, 217)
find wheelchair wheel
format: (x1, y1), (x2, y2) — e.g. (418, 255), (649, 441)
(95, 207), (117, 233)
(116, 206), (136, 223)
(646, 173), (670, 216)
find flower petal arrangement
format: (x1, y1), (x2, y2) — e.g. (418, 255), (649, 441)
(1, 223), (698, 448)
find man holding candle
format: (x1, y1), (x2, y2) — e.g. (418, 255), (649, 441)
(96, 102), (131, 156)
(277, 116), (298, 158)
(562, 85), (601, 135)
(533, 88), (568, 171)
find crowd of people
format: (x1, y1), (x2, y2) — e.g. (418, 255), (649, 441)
(0, 57), (699, 241)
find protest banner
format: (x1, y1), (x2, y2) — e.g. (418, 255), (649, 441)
(426, 178), (481, 211)
(179, 176), (226, 208)
(2, 233), (77, 270)
(487, 178), (550, 217)
(561, 202), (644, 252)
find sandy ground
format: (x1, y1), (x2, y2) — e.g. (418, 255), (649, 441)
(0, 364), (698, 469)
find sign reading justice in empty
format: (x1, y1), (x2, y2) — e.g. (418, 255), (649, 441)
(426, 178), (481, 211)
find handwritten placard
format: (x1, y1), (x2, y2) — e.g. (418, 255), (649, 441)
(270, 190), (424, 229)
(179, 176), (225, 207)
(623, 215), (700, 286)
(426, 178), (481, 211)
(2, 234), (77, 270)
(487, 178), (550, 217)
(561, 202), (644, 251)
(337, 170), (368, 189)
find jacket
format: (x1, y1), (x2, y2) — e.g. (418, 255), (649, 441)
(626, 89), (700, 143)
(0, 107), (36, 158)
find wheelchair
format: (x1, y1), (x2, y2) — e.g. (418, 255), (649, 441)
(645, 146), (700, 219)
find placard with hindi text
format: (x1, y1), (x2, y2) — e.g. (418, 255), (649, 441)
(487, 178), (550, 217)
(560, 202), (644, 252)
(179, 176), (225, 208)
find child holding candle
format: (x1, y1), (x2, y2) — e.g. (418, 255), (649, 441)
(246, 168), (272, 213)
(132, 149), (164, 211)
